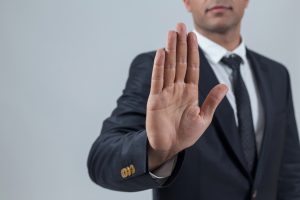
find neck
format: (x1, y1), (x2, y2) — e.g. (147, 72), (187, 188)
(195, 25), (242, 51)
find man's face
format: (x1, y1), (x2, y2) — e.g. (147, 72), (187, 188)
(184, 0), (249, 34)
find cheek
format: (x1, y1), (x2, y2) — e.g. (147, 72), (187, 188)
(190, 0), (206, 14)
(191, 5), (206, 19)
(237, 7), (246, 17)
(237, 1), (248, 13)
(233, 3), (247, 18)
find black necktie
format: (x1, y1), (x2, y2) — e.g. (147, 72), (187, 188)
(221, 54), (257, 175)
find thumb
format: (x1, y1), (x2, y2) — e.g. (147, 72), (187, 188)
(200, 84), (228, 121)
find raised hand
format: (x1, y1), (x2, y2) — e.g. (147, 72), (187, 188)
(146, 23), (228, 170)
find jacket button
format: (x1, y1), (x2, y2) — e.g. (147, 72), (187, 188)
(126, 166), (132, 176)
(130, 164), (136, 175)
(252, 190), (257, 199)
(121, 168), (128, 178)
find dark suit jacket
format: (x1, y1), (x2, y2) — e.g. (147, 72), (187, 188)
(87, 48), (300, 200)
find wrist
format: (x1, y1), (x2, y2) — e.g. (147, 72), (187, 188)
(148, 145), (176, 171)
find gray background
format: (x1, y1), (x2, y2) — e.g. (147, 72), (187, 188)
(0, 0), (299, 200)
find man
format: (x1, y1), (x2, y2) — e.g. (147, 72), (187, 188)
(88, 0), (300, 199)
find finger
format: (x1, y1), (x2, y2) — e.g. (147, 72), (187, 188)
(163, 31), (177, 88)
(201, 84), (228, 120)
(185, 32), (200, 85)
(175, 23), (187, 82)
(150, 49), (165, 94)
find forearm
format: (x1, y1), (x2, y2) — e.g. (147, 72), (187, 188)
(88, 129), (160, 191)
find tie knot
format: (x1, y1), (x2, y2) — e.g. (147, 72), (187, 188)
(221, 54), (243, 71)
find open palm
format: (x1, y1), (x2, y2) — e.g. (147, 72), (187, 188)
(146, 23), (228, 170)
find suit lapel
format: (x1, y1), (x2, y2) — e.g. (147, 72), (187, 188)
(198, 48), (251, 180)
(246, 49), (274, 187)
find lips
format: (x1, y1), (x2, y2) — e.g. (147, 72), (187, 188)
(206, 5), (232, 13)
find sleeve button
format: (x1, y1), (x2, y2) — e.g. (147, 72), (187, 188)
(121, 168), (128, 178)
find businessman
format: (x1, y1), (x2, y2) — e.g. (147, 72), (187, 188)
(88, 0), (300, 199)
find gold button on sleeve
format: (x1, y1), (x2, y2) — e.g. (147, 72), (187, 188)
(126, 167), (132, 176)
(121, 168), (128, 178)
(130, 164), (136, 175)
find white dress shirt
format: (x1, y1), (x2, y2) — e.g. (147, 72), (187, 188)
(149, 31), (265, 179)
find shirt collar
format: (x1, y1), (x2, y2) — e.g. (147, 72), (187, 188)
(193, 30), (247, 64)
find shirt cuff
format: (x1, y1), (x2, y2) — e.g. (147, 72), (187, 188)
(149, 156), (177, 179)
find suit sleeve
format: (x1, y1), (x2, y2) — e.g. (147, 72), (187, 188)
(87, 53), (184, 192)
(277, 71), (300, 199)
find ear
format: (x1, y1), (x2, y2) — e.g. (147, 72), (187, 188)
(183, 0), (192, 12)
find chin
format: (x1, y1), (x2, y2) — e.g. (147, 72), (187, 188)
(203, 19), (238, 34)
(213, 25), (233, 33)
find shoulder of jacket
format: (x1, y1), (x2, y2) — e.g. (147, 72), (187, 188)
(247, 48), (289, 76)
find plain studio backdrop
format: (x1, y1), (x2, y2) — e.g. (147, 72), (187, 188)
(0, 0), (299, 200)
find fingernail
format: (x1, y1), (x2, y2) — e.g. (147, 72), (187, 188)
(177, 23), (186, 32)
